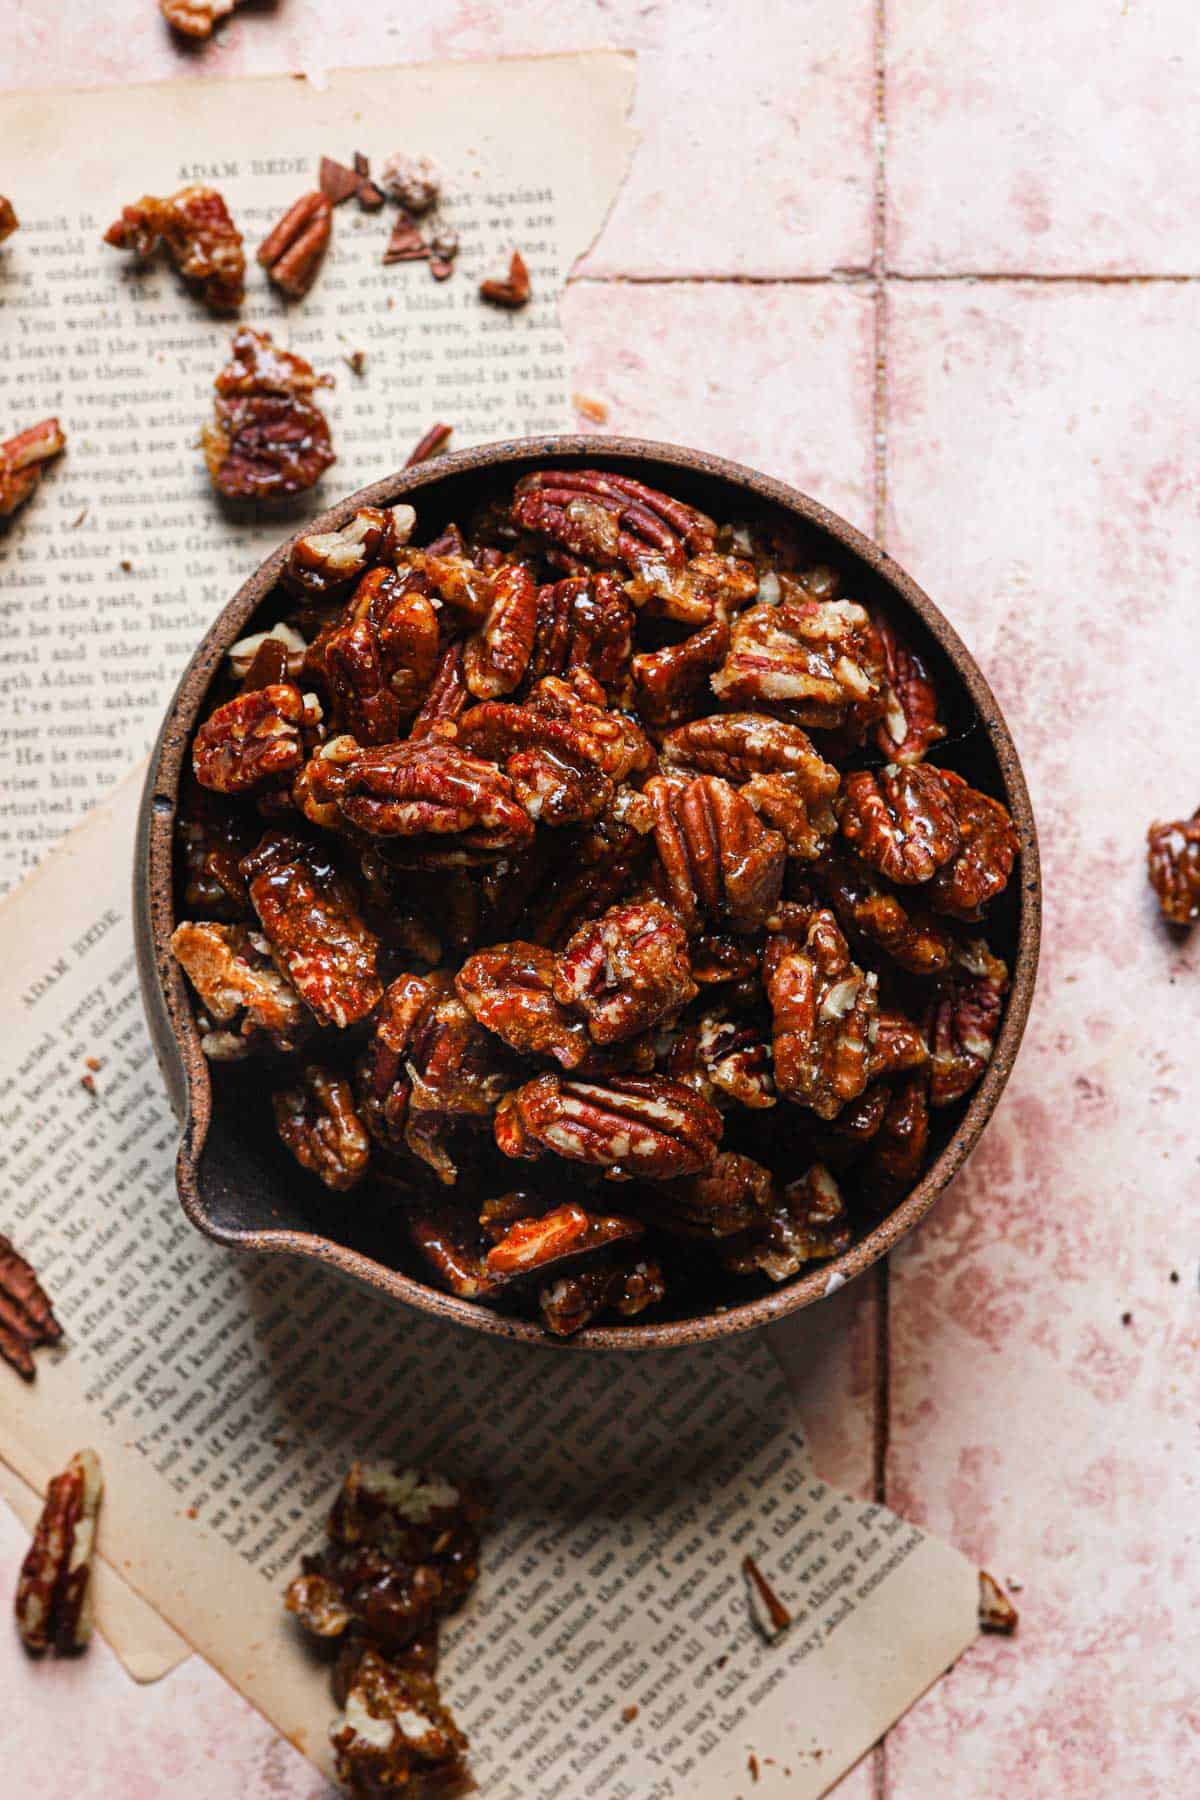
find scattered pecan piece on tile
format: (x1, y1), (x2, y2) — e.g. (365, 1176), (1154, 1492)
(764, 909), (877, 1119)
(307, 737), (534, 858)
(192, 684), (318, 795)
(838, 764), (961, 886)
(539, 1249), (665, 1336)
(925, 951), (1009, 1107)
(711, 594), (885, 733)
(722, 1163), (850, 1282)
(662, 712), (840, 859)
(160, 0), (243, 37)
(0, 196), (18, 242)
(479, 249), (530, 308)
(631, 616), (730, 731)
(273, 1065), (370, 1192)
(669, 1009), (775, 1110)
(0, 418), (66, 520)
(927, 769), (1020, 921)
(241, 831), (383, 1028)
(380, 152), (442, 214)
(329, 1647), (470, 1796)
(495, 1072), (721, 1181)
(978, 1570), (1019, 1635)
(405, 422), (453, 468)
(15, 1449), (102, 1654)
(463, 562), (539, 698)
(202, 328), (335, 499)
(484, 1201), (643, 1277)
(1147, 807), (1200, 926)
(511, 469), (717, 579)
(821, 851), (955, 978)
(316, 565), (440, 742)
(104, 184), (244, 311)
(555, 898), (696, 1044)
(257, 191), (332, 299)
(527, 573), (635, 697)
(874, 615), (946, 764)
(456, 942), (588, 1068)
(648, 773), (786, 935)
(170, 920), (310, 1054)
(0, 1236), (63, 1382)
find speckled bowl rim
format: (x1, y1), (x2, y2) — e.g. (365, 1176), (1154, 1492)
(135, 435), (1041, 1350)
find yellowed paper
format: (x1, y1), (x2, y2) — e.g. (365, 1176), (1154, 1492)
(0, 768), (977, 1794)
(0, 50), (636, 891)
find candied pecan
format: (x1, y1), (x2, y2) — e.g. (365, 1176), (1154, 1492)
(1147, 807), (1200, 926)
(484, 1202), (642, 1277)
(192, 684), (316, 795)
(822, 851), (954, 977)
(864, 1072), (929, 1203)
(764, 909), (877, 1119)
(0, 197), (17, 242)
(539, 1250), (666, 1336)
(831, 1081), (891, 1146)
(479, 250), (530, 308)
(241, 832), (382, 1028)
(178, 799), (252, 916)
(927, 769), (1019, 921)
(662, 712), (840, 859)
(668, 1009), (775, 1110)
(307, 737), (533, 858)
(627, 550), (759, 628)
(925, 959), (1008, 1107)
(721, 1164), (850, 1282)
(160, 0), (243, 36)
(215, 328), (333, 401)
(711, 596), (885, 731)
(0, 418), (66, 519)
(104, 184), (244, 311)
(874, 616), (946, 764)
(380, 153), (442, 214)
(869, 1008), (930, 1079)
(170, 920), (309, 1052)
(525, 795), (655, 946)
(511, 469), (716, 578)
(555, 899), (696, 1044)
(632, 616), (729, 731)
(258, 191), (332, 299)
(329, 1648), (469, 1796)
(406, 548), (496, 625)
(456, 942), (588, 1068)
(978, 1571), (1020, 1635)
(409, 641), (471, 742)
(284, 507), (407, 604)
(527, 573), (635, 696)
(458, 676), (651, 828)
(228, 622), (308, 685)
(690, 933), (761, 987)
(647, 773), (786, 934)
(15, 1449), (102, 1655)
(0, 1235), (63, 1382)
(405, 422), (453, 467)
(406, 1197), (500, 1298)
(463, 562), (538, 698)
(639, 1151), (774, 1239)
(273, 1065), (370, 1192)
(318, 566), (440, 741)
(202, 328), (335, 500)
(495, 1072), (721, 1180)
(838, 764), (961, 886)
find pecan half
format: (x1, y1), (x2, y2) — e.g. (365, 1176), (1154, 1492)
(495, 1072), (722, 1180)
(241, 832), (382, 1028)
(409, 642), (471, 743)
(864, 1072), (929, 1204)
(0, 1236), (63, 1381)
(15, 1449), (102, 1654)
(925, 957), (1008, 1106)
(928, 769), (1020, 921)
(721, 1164), (850, 1282)
(192, 684), (316, 795)
(456, 942), (588, 1068)
(648, 773), (786, 934)
(539, 1249), (666, 1335)
(273, 1065), (370, 1191)
(668, 1009), (775, 1110)
(822, 851), (954, 977)
(0, 418), (66, 520)
(329, 1648), (470, 1795)
(284, 507), (408, 601)
(838, 764), (961, 885)
(554, 898), (696, 1044)
(479, 250), (530, 308)
(711, 596), (885, 732)
(511, 469), (717, 578)
(631, 616), (729, 731)
(869, 1007), (930, 1079)
(1147, 807), (1200, 926)
(306, 737), (533, 857)
(638, 1150), (774, 1239)
(527, 574), (635, 697)
(258, 192), (332, 299)
(160, 0), (242, 37)
(202, 328), (335, 500)
(662, 712), (840, 859)
(874, 616), (946, 764)
(764, 909), (877, 1118)
(318, 566), (440, 742)
(170, 919), (309, 1053)
(484, 1202), (643, 1277)
(463, 562), (538, 698)
(457, 676), (651, 828)
(405, 1196), (500, 1299)
(104, 184), (244, 311)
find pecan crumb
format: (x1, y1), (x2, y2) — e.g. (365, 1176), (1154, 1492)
(0, 196), (18, 242)
(479, 249), (530, 308)
(978, 1570), (1019, 1635)
(79, 1073), (97, 1096)
(742, 1553), (792, 1641)
(15, 1449), (102, 1654)
(70, 506), (88, 528)
(0, 1235), (63, 1380)
(85, 1056), (102, 1072)
(380, 152), (442, 215)
(382, 211), (430, 265)
(573, 393), (609, 424)
(749, 1752), (760, 1782)
(319, 156), (363, 208)
(621, 1704), (639, 1724)
(405, 422), (454, 468)
(344, 349), (367, 378)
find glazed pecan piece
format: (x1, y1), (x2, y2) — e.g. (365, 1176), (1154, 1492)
(104, 184), (244, 311)
(456, 941), (587, 1068)
(283, 506), (409, 600)
(539, 1250), (666, 1336)
(928, 769), (1019, 921)
(648, 774), (786, 934)
(463, 562), (538, 698)
(0, 1236), (63, 1382)
(1147, 807), (1200, 926)
(864, 1072), (930, 1204)
(524, 793), (655, 947)
(317, 566), (440, 742)
(631, 616), (730, 731)
(554, 898), (696, 1044)
(257, 191), (332, 299)
(16, 1449), (102, 1655)
(925, 954), (1008, 1106)
(711, 595), (885, 732)
(242, 832), (382, 1028)
(329, 1649), (469, 1796)
(409, 641), (471, 742)
(874, 615), (946, 765)
(458, 676), (652, 828)
(764, 909), (878, 1119)
(228, 623), (308, 685)
(668, 1009), (775, 1110)
(0, 196), (17, 242)
(306, 737), (533, 859)
(406, 548), (495, 626)
(822, 852), (954, 977)
(527, 573), (635, 696)
(202, 328), (335, 500)
(171, 920), (309, 1054)
(192, 684), (318, 795)
(662, 712), (840, 860)
(869, 1007), (930, 1079)
(627, 551), (760, 629)
(838, 764), (961, 886)
(495, 1072), (722, 1180)
(273, 1065), (370, 1192)
(721, 1164), (850, 1282)
(483, 1201), (643, 1277)
(511, 468), (717, 578)
(639, 1150), (774, 1239)
(405, 1196), (500, 1299)
(160, 0), (244, 37)
(0, 418), (66, 519)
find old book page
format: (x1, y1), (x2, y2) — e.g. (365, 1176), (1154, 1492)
(0, 51), (636, 891)
(0, 768), (979, 1796)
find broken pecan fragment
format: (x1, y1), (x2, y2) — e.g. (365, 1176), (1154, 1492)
(722, 1164), (850, 1282)
(258, 191), (332, 299)
(409, 641), (471, 742)
(192, 684), (316, 795)
(869, 1008), (930, 1080)
(329, 1648), (470, 1797)
(382, 211), (430, 265)
(307, 737), (534, 858)
(171, 920), (309, 1054)
(925, 955), (1008, 1106)
(822, 852), (954, 977)
(15, 1449), (102, 1655)
(479, 249), (530, 308)
(380, 152), (442, 215)
(648, 773), (786, 934)
(539, 1249), (666, 1335)
(662, 712), (840, 859)
(242, 832), (382, 1028)
(273, 1065), (370, 1192)
(484, 1202), (642, 1276)
(104, 184), (244, 311)
(839, 764), (962, 886)
(456, 942), (588, 1068)
(874, 615), (946, 764)
(285, 506), (408, 601)
(864, 1072), (930, 1203)
(712, 595), (885, 732)
(640, 1150), (774, 1239)
(764, 909), (877, 1118)
(0, 418), (66, 520)
(0, 197), (17, 242)
(1147, 807), (1200, 926)
(495, 1072), (721, 1180)
(160, 0), (243, 37)
(202, 328), (335, 499)
(405, 422), (453, 468)
(555, 899), (696, 1044)
(668, 1009), (775, 1110)
(458, 677), (651, 828)
(405, 1196), (500, 1299)
(978, 1570), (1019, 1635)
(0, 1235), (63, 1382)
(631, 616), (729, 731)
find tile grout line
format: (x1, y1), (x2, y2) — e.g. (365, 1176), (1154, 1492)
(570, 270), (1200, 288)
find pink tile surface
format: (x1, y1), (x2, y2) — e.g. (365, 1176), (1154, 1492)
(882, 281), (1200, 1794)
(562, 279), (877, 533)
(887, 0), (1200, 273)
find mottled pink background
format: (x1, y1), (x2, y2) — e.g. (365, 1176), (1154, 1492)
(3, 2), (1198, 1795)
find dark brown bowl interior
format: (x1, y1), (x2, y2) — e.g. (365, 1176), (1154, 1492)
(135, 436), (1041, 1349)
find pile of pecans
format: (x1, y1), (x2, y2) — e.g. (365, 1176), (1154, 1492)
(170, 468), (1021, 1336)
